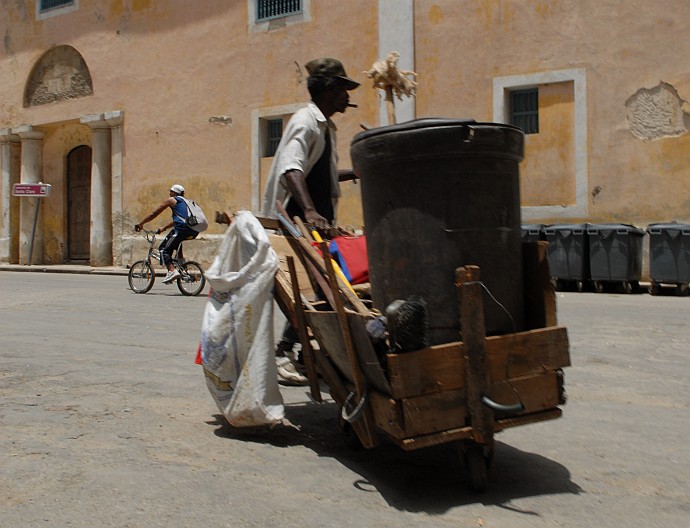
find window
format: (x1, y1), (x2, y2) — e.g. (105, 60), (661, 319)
(266, 118), (283, 157)
(259, 115), (288, 157)
(40, 0), (74, 12)
(249, 0), (310, 32)
(36, 0), (77, 19)
(510, 88), (539, 134)
(257, 0), (302, 22)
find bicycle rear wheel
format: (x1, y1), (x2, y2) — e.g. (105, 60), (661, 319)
(128, 260), (155, 293)
(177, 261), (206, 296)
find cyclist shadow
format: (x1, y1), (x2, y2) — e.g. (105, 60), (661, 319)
(207, 394), (581, 512)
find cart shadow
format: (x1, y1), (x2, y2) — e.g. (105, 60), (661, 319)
(208, 397), (582, 513)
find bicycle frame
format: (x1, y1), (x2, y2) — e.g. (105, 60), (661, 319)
(141, 230), (183, 268)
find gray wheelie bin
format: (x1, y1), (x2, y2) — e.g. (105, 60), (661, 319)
(587, 223), (644, 293)
(647, 222), (690, 295)
(543, 223), (589, 291)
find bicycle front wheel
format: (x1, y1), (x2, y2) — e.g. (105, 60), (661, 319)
(128, 260), (155, 293)
(177, 261), (206, 296)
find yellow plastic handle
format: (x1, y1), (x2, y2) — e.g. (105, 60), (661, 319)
(311, 229), (355, 293)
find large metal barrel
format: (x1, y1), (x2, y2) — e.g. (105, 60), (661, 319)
(350, 118), (525, 344)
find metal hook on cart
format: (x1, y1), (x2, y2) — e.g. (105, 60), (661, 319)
(341, 390), (368, 423)
(480, 395), (524, 415)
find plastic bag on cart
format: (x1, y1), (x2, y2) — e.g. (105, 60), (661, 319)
(198, 210), (284, 427)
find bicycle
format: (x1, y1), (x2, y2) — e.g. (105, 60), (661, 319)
(128, 229), (206, 296)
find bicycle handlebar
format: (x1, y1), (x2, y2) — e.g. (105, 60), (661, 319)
(134, 227), (158, 243)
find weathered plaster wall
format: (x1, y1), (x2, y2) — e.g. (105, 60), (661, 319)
(0, 0), (379, 265)
(414, 0), (690, 227)
(626, 82), (690, 141)
(5, 0), (690, 268)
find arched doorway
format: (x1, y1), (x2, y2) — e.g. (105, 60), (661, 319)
(67, 145), (91, 261)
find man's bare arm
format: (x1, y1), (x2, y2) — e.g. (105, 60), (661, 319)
(135, 197), (176, 231)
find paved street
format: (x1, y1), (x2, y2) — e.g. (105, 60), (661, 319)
(1, 271), (688, 527)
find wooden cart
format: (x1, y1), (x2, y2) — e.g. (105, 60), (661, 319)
(270, 215), (570, 492)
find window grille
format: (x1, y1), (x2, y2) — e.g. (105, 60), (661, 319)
(257, 0), (302, 22)
(267, 118), (283, 157)
(40, 0), (74, 11)
(510, 88), (539, 134)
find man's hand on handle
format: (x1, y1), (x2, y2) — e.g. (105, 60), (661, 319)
(304, 209), (328, 230)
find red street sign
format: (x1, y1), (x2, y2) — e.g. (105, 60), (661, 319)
(12, 183), (52, 197)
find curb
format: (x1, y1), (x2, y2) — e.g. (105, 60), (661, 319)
(0, 265), (131, 276)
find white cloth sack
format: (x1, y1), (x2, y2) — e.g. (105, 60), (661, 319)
(199, 211), (284, 427)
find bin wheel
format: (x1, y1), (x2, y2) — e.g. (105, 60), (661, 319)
(649, 282), (660, 296)
(622, 281), (633, 294)
(338, 414), (362, 451)
(576, 280), (584, 293)
(461, 443), (492, 493)
(551, 278), (561, 291)
(593, 281), (604, 293)
(677, 283), (690, 296)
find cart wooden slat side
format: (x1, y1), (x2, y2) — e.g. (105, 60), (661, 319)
(368, 367), (566, 446)
(385, 326), (570, 400)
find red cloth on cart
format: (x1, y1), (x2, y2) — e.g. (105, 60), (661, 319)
(329, 235), (369, 285)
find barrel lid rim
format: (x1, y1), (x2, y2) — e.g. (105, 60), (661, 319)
(351, 118), (523, 143)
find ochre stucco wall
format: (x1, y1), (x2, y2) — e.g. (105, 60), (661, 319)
(0, 1), (378, 266)
(4, 1), (690, 268)
(414, 0), (690, 227)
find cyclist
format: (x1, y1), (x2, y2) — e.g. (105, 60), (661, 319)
(135, 184), (198, 284)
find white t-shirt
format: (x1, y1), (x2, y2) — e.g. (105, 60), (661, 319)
(261, 102), (340, 220)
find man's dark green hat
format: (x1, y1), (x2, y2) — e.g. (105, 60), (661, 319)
(305, 58), (360, 90)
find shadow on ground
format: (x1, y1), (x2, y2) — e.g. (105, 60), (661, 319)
(207, 397), (582, 514)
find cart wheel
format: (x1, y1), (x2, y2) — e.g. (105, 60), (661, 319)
(593, 281), (604, 293)
(677, 283), (690, 296)
(649, 282), (660, 296)
(338, 414), (362, 451)
(462, 444), (490, 492)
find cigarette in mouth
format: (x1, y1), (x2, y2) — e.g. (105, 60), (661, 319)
(347, 103), (358, 108)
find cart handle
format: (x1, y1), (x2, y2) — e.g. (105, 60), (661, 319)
(481, 395), (524, 415)
(341, 390), (368, 423)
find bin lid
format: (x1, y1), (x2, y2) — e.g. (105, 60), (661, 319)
(647, 222), (690, 235)
(521, 224), (544, 233)
(587, 223), (645, 236)
(543, 223), (588, 235)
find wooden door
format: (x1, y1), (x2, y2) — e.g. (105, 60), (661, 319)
(67, 145), (91, 260)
